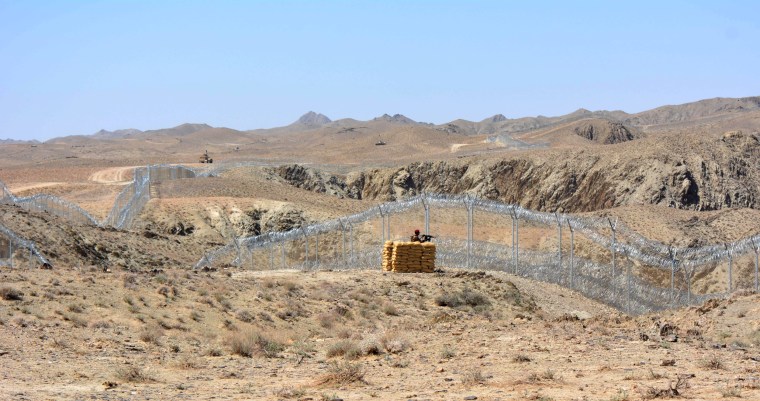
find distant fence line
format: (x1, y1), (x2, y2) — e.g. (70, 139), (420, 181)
(0, 222), (50, 267)
(2, 162), (759, 313)
(194, 193), (760, 314)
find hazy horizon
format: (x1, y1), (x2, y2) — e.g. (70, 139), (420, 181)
(2, 1), (759, 140)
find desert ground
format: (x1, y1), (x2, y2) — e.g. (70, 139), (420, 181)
(1, 97), (760, 400)
(1, 268), (759, 401)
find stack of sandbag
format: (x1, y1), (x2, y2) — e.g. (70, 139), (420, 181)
(381, 241), (436, 273)
(420, 242), (436, 272)
(382, 241), (394, 271)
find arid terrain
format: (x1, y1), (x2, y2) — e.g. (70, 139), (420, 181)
(1, 96), (760, 400)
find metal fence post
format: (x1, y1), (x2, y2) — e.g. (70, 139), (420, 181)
(511, 209), (519, 275)
(555, 212), (562, 275)
(726, 244), (733, 294)
(340, 219), (346, 266)
(567, 219), (574, 289)
(510, 210), (516, 272)
(234, 238), (241, 268)
(349, 222), (354, 266)
(608, 218), (617, 278)
(464, 196), (474, 269)
(379, 206), (386, 245)
(9, 240), (12, 269)
(315, 233), (319, 267)
(281, 242), (286, 269)
(625, 249), (631, 314)
(303, 229), (309, 269)
(422, 194), (430, 236)
(668, 247), (676, 302)
(754, 240), (759, 293)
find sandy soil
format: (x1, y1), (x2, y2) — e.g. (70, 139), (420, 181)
(0, 268), (757, 401)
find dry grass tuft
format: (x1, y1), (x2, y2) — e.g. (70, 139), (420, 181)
(229, 329), (284, 358)
(0, 287), (24, 301)
(326, 339), (361, 360)
(115, 366), (155, 383)
(316, 361), (365, 386)
(139, 324), (164, 344)
(461, 368), (487, 386)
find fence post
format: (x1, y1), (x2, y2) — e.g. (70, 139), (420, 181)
(349, 222), (354, 267)
(753, 239), (759, 293)
(625, 249), (631, 314)
(269, 244), (274, 270)
(315, 233), (319, 267)
(567, 219), (574, 289)
(281, 242), (286, 269)
(726, 244), (733, 294)
(234, 238), (241, 268)
(510, 210), (516, 272)
(511, 209), (519, 275)
(555, 212), (562, 278)
(9, 240), (12, 269)
(302, 228), (309, 269)
(422, 194), (430, 236)
(463, 196), (474, 269)
(668, 247), (676, 303)
(608, 217), (617, 278)
(379, 206), (386, 245)
(340, 219), (347, 266)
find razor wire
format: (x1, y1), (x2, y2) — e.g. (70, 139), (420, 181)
(193, 192), (759, 314)
(196, 193), (760, 271)
(0, 164), (197, 230)
(0, 222), (50, 267)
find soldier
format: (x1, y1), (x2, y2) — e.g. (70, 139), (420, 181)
(410, 229), (422, 242)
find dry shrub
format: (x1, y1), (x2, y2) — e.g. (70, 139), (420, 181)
(275, 386), (306, 399)
(63, 313), (88, 328)
(236, 309), (254, 323)
(435, 287), (490, 309)
(175, 356), (203, 370)
(381, 302), (399, 316)
(0, 287), (23, 301)
(115, 366), (155, 383)
(90, 320), (111, 329)
(359, 337), (383, 356)
(317, 361), (365, 386)
(512, 353), (531, 363)
(462, 368), (487, 386)
(701, 355), (725, 370)
(378, 331), (408, 354)
(639, 375), (690, 399)
(140, 324), (164, 344)
(229, 329), (283, 358)
(326, 340), (361, 360)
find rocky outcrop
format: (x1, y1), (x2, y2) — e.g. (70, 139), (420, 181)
(270, 164), (350, 198)
(573, 120), (639, 144)
(337, 131), (760, 212)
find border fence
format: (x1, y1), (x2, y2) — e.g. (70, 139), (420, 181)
(1, 163), (759, 314)
(194, 193), (760, 315)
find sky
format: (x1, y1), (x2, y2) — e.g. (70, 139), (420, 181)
(1, 1), (759, 141)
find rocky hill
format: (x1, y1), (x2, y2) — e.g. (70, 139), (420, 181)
(269, 129), (760, 213)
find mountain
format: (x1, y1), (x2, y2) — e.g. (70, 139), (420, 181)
(92, 128), (142, 139)
(142, 123), (212, 137)
(292, 111), (332, 127)
(624, 96), (760, 126)
(372, 114), (417, 124)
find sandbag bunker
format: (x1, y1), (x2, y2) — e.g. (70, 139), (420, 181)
(382, 241), (437, 273)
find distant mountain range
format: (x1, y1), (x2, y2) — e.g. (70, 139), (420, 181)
(43, 96), (760, 142)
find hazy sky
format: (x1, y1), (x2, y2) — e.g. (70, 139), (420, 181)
(1, 1), (759, 140)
